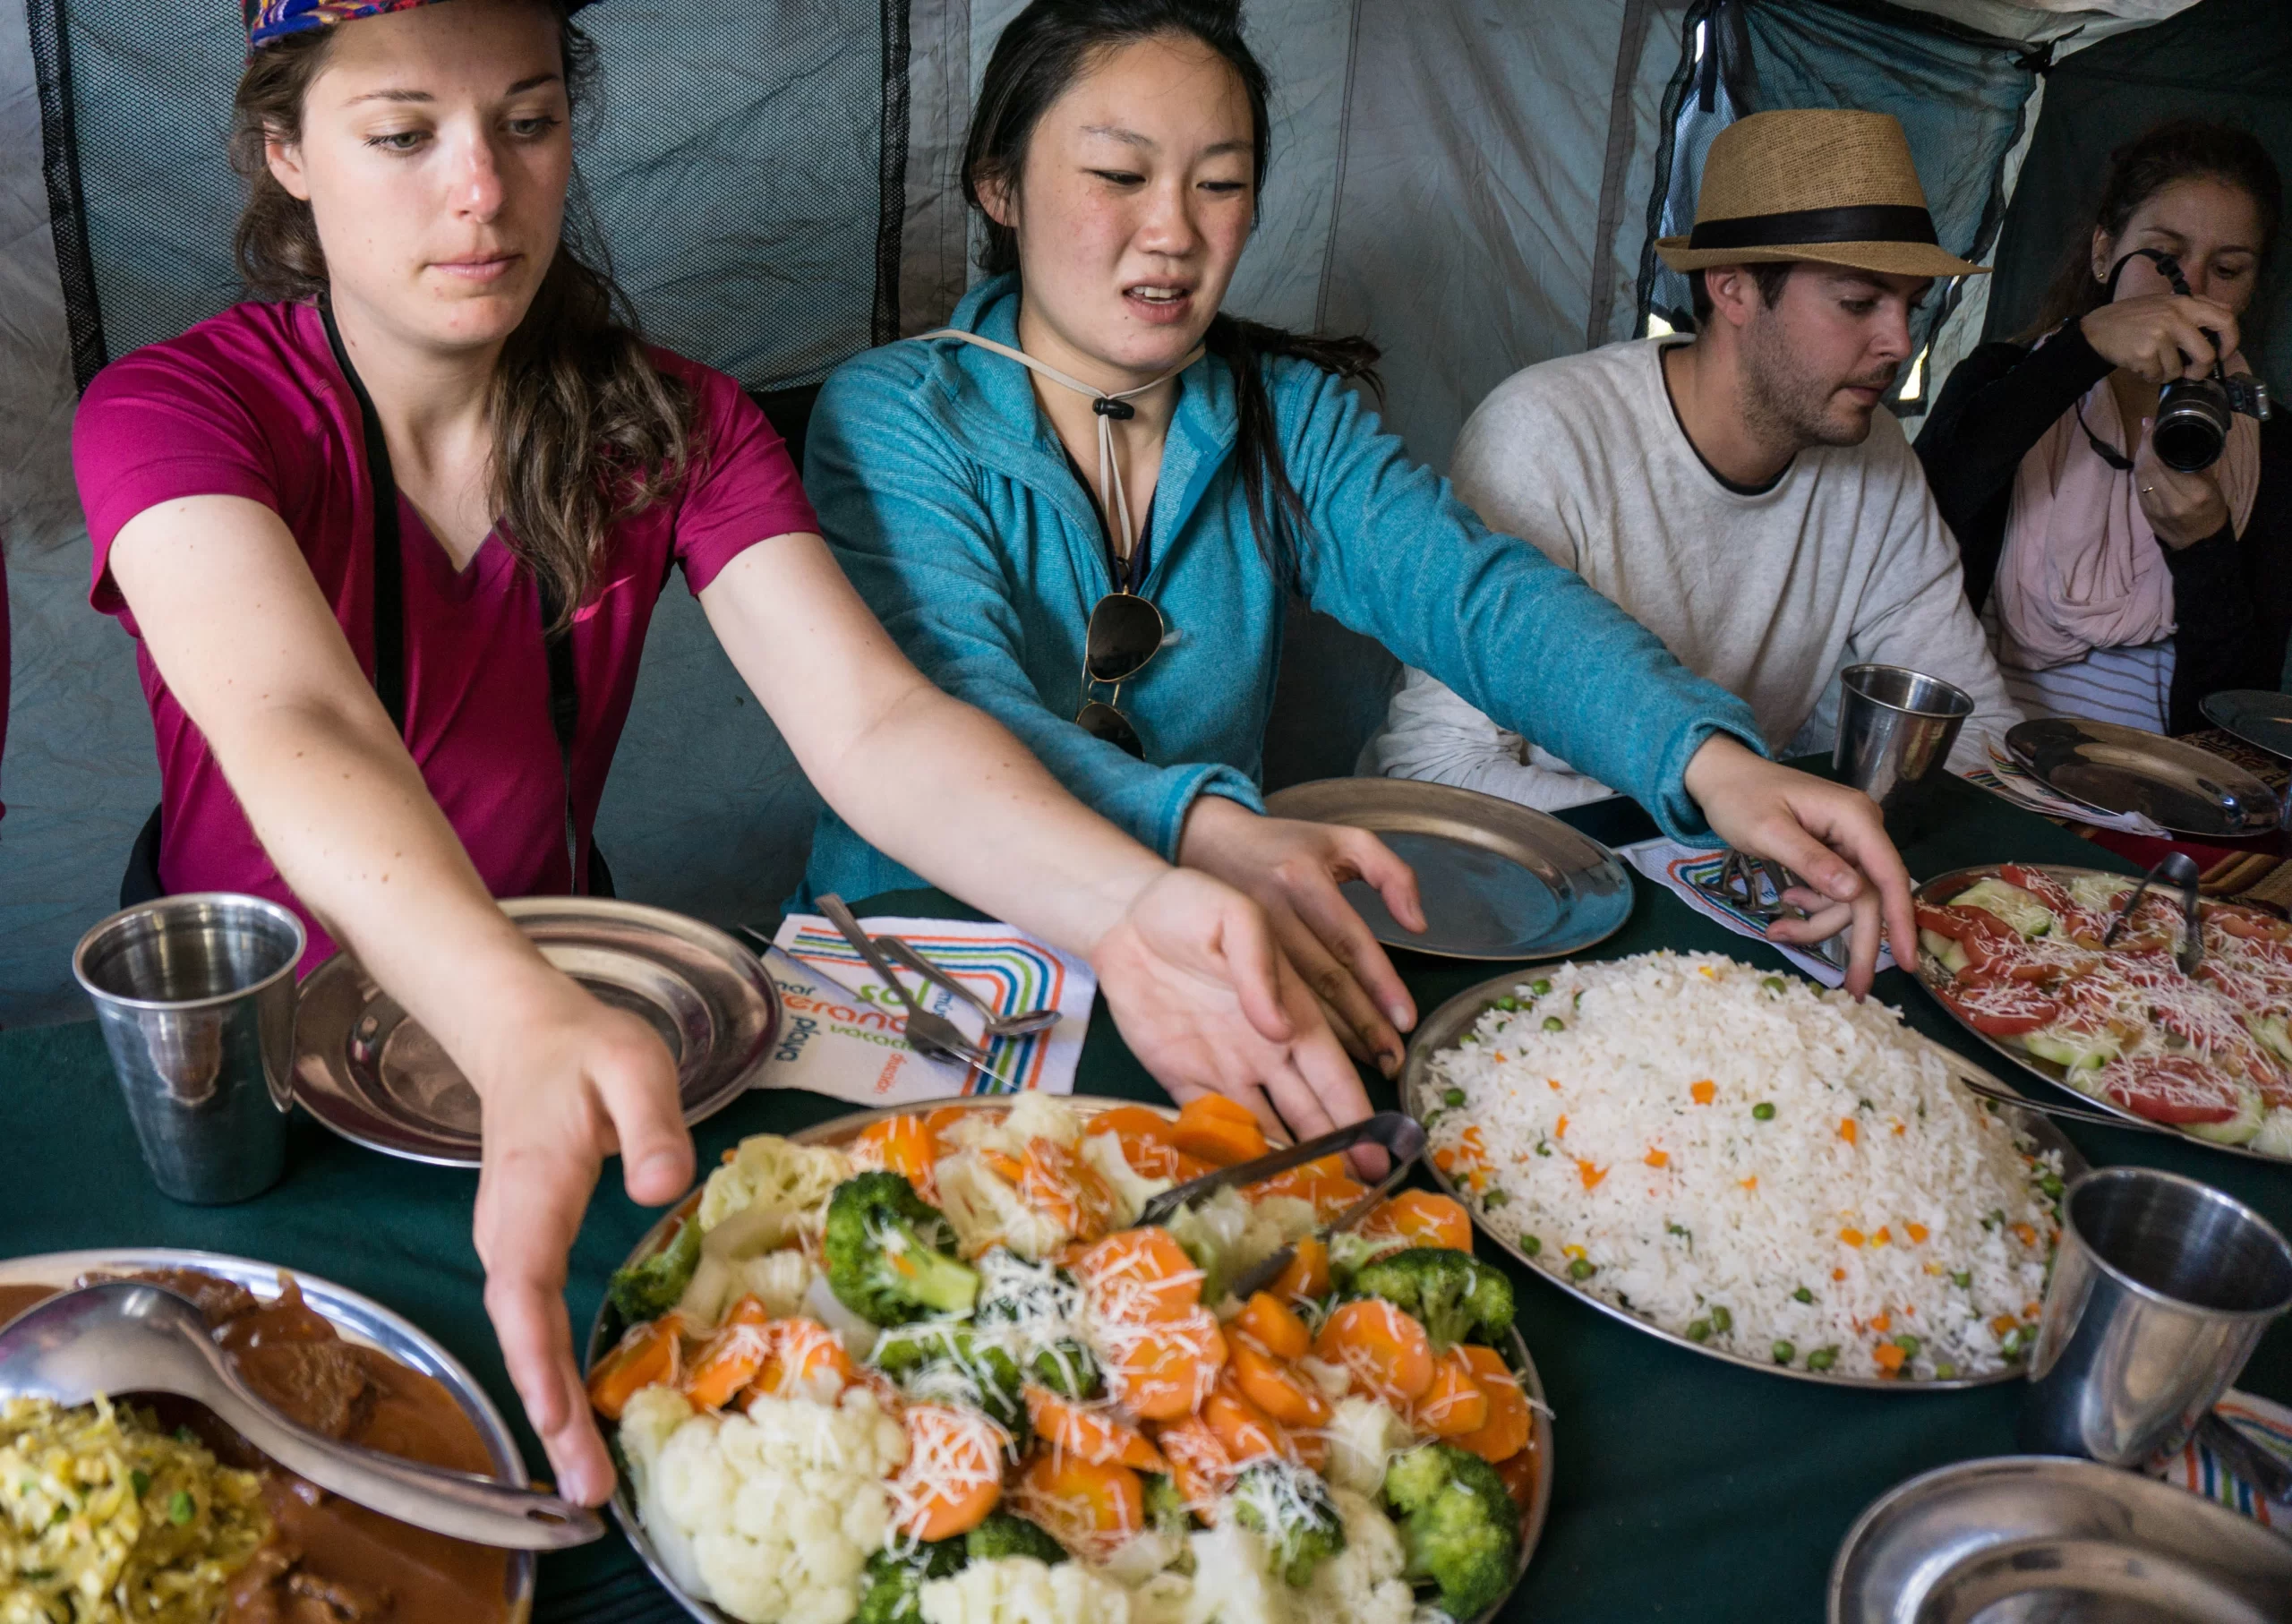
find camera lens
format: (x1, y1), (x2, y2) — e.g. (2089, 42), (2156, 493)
(2153, 376), (2232, 473)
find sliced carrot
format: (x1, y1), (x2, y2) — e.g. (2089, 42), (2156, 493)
(1358, 1190), (1475, 1252)
(979, 1148), (1026, 1185)
(1227, 1339), (1331, 1429)
(1021, 1135), (1116, 1244)
(1493, 1441), (1537, 1523)
(1314, 1299), (1434, 1406)
(1246, 1157), (1368, 1220)
(586, 1312), (686, 1421)
(889, 1404), (1005, 1541)
(1075, 1227), (1202, 1324)
(1150, 1415), (1234, 1513)
(1873, 1343), (1907, 1374)
(1085, 1104), (1182, 1142)
(1690, 1080), (1717, 1105)
(1169, 1094), (1270, 1167)
(856, 1113), (941, 1195)
(1204, 1380), (1293, 1466)
(1023, 1385), (1167, 1472)
(1447, 1344), (1531, 1464)
(748, 1317), (855, 1405)
(1101, 1310), (1226, 1420)
(1414, 1346), (1492, 1439)
(1013, 1449), (1142, 1553)
(681, 1319), (776, 1412)
(1233, 1292), (1312, 1361)
(722, 1294), (773, 1327)
(1269, 1236), (1331, 1305)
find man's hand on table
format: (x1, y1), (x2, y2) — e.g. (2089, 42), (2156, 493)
(469, 979), (691, 1508)
(1681, 735), (1919, 997)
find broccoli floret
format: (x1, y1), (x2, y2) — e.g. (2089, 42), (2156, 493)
(1142, 1470), (1194, 1538)
(1381, 1442), (1520, 1619)
(825, 1171), (981, 1326)
(1326, 1229), (1390, 1290)
(868, 1321), (1028, 1435)
(1229, 1459), (1347, 1588)
(1347, 1248), (1516, 1348)
(604, 1212), (702, 1325)
(855, 1540), (965, 1624)
(964, 1510), (1068, 1565)
(972, 1248), (1100, 1397)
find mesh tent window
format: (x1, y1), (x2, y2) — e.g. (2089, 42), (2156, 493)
(26, 1), (914, 397)
(1634, 0), (2046, 416)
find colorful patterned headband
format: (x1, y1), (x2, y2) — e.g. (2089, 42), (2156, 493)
(244, 0), (585, 49)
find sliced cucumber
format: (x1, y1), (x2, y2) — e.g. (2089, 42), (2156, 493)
(2245, 1013), (2292, 1068)
(1950, 878), (2055, 939)
(1919, 929), (1971, 976)
(2022, 1025), (2122, 1073)
(2187, 1090), (2267, 1146)
(2065, 874), (2130, 913)
(2250, 1107), (2292, 1158)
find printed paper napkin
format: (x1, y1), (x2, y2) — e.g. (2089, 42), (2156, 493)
(1621, 838), (1895, 988)
(2149, 1390), (2292, 1526)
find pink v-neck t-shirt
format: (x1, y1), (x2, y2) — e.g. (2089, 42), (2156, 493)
(74, 300), (817, 965)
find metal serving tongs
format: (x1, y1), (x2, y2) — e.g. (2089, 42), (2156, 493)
(1931, 1039), (2185, 1140)
(2102, 850), (2204, 977)
(1136, 1111), (1428, 1301)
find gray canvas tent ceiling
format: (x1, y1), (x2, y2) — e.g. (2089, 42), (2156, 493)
(0, 0), (2239, 1024)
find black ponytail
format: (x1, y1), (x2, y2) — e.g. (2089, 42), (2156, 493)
(962, 0), (1380, 574)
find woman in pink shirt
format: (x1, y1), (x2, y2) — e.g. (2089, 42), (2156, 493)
(75, 0), (1364, 1505)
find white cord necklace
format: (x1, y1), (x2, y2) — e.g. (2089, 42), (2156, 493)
(920, 328), (1203, 561)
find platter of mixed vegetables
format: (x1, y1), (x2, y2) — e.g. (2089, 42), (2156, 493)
(583, 1093), (1550, 1624)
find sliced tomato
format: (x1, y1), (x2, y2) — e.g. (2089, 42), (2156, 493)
(2097, 1055), (2248, 1125)
(1956, 931), (2056, 984)
(1937, 979), (2064, 1036)
(1917, 903), (2013, 944)
(2202, 901), (2292, 943)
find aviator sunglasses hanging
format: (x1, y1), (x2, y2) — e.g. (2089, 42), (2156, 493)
(919, 328), (1192, 760)
(321, 298), (591, 890)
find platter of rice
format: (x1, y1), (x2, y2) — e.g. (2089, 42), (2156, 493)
(1401, 953), (2086, 1389)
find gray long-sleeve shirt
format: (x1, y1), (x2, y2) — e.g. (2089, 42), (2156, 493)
(1364, 338), (2019, 803)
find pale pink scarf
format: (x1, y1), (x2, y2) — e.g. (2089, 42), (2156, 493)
(1993, 355), (2260, 671)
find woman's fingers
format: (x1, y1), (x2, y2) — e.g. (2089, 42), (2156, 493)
(1271, 885), (1408, 1074)
(1336, 826), (1427, 937)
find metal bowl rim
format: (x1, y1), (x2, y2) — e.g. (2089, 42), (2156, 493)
(1401, 965), (2090, 1393)
(584, 1094), (1552, 1624)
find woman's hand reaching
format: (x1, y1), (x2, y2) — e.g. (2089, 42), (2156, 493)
(1681, 734), (1917, 996)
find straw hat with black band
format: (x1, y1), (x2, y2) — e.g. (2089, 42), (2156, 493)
(1657, 109), (1985, 281)
(245, 0), (590, 49)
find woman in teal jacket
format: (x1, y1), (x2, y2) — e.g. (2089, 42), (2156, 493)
(804, 0), (1915, 1083)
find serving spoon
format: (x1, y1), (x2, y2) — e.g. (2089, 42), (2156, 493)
(0, 1281), (603, 1550)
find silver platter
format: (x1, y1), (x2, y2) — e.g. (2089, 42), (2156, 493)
(1402, 968), (2090, 1392)
(1263, 777), (1634, 962)
(295, 898), (779, 1167)
(0, 1246), (535, 1622)
(586, 1096), (1552, 1624)
(1911, 862), (2290, 1167)
(2006, 717), (2283, 838)
(1831, 1454), (2292, 1624)
(2202, 688), (2292, 762)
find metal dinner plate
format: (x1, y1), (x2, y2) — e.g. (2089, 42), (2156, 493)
(2006, 717), (2283, 838)
(1263, 777), (1635, 961)
(2203, 688), (2292, 762)
(0, 1246), (536, 1622)
(586, 1096), (1552, 1624)
(1831, 1455), (2292, 1624)
(1911, 862), (2290, 1167)
(295, 898), (779, 1167)
(1402, 969), (2090, 1391)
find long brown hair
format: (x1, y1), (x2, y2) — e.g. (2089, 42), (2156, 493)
(2020, 118), (2282, 345)
(229, 4), (692, 626)
(963, 0), (1378, 575)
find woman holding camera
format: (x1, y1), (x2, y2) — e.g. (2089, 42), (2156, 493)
(1918, 119), (2289, 734)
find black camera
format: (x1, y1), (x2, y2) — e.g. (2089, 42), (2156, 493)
(2154, 367), (2271, 473)
(2113, 248), (2272, 473)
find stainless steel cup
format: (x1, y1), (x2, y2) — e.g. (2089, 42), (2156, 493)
(73, 894), (306, 1205)
(2020, 1167), (2292, 1466)
(1833, 664), (1974, 834)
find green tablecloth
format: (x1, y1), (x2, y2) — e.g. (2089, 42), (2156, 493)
(4, 772), (2286, 1624)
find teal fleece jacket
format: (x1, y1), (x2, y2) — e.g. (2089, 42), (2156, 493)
(799, 275), (1763, 903)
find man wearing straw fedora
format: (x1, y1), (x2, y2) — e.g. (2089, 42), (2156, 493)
(1368, 109), (2019, 810)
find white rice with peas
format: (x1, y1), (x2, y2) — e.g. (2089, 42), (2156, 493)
(1422, 953), (2062, 1381)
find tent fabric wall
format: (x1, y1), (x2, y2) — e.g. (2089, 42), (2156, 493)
(0, 0), (2196, 1024)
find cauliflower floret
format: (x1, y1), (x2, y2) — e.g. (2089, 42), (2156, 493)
(918, 1555), (1135, 1624)
(1321, 1398), (1415, 1498)
(1098, 1527), (1189, 1587)
(1298, 1357), (1354, 1403)
(1165, 1191), (1316, 1307)
(1081, 1129), (1175, 1229)
(941, 1094), (1085, 1159)
(699, 1134), (852, 1233)
(1181, 1520), (1294, 1624)
(680, 1228), (819, 1328)
(626, 1384), (907, 1624)
(936, 1149), (1071, 1260)
(1300, 1490), (1414, 1624)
